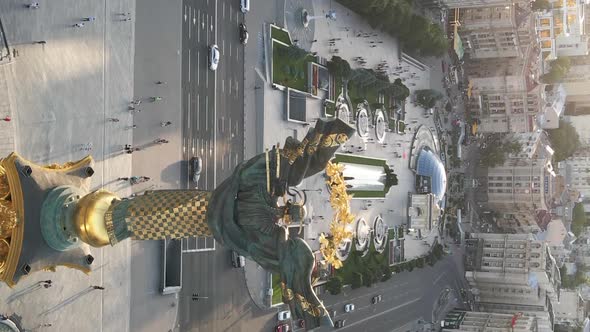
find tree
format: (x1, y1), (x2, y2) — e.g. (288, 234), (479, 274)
(547, 119), (580, 162)
(571, 203), (587, 237)
(327, 56), (352, 81)
(383, 78), (410, 101)
(532, 0), (551, 11)
(351, 272), (363, 289)
(414, 89), (443, 108)
(326, 276), (343, 295)
(541, 57), (571, 83)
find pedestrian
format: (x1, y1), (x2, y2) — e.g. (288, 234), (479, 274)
(82, 17), (96, 22)
(130, 109), (142, 113)
(293, 39), (299, 43)
(26, 3), (40, 9)
(92, 286), (105, 290)
(124, 144), (131, 151)
(122, 17), (132, 22)
(120, 12), (131, 16)
(107, 117), (119, 122)
(155, 138), (169, 144)
(126, 125), (137, 130)
(139, 176), (151, 182)
(151, 96), (162, 102)
(126, 148), (140, 154)
(2, 116), (10, 122)
(33, 40), (47, 45)
(73, 23), (85, 28)
(129, 176), (140, 184)
(118, 177), (129, 181)
(156, 81), (167, 85)
(131, 99), (141, 105)
(160, 121), (172, 127)
(311, 39), (317, 42)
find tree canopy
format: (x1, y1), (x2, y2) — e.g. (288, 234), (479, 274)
(571, 203), (587, 237)
(327, 56), (352, 81)
(414, 89), (443, 108)
(532, 0), (551, 11)
(547, 119), (580, 162)
(541, 57), (571, 83)
(337, 0), (448, 57)
(480, 135), (522, 167)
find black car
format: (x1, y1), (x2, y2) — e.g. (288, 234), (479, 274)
(334, 320), (346, 328)
(239, 23), (248, 44)
(371, 295), (382, 304)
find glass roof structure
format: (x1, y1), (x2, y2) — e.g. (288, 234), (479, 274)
(416, 147), (447, 204)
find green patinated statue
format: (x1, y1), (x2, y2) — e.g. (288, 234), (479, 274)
(0, 118), (355, 330)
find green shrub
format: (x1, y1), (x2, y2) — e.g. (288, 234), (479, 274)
(351, 272), (363, 289)
(416, 257), (424, 268)
(363, 269), (375, 287)
(326, 276), (344, 295)
(381, 266), (392, 281)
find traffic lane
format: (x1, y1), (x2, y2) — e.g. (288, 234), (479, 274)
(179, 247), (276, 332)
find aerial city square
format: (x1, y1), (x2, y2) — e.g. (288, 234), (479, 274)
(0, 0), (590, 331)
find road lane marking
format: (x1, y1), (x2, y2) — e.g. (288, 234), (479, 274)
(222, 79), (224, 93)
(188, 8), (191, 39)
(196, 52), (199, 84)
(188, 49), (191, 82)
(214, 0), (218, 186)
(339, 298), (420, 330)
(196, 93), (199, 129)
(433, 272), (447, 284)
(187, 92), (191, 129)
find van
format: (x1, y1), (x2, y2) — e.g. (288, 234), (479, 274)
(231, 250), (245, 268)
(240, 0), (250, 13)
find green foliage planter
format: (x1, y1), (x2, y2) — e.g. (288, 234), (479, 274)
(326, 276), (344, 295)
(271, 25), (291, 44)
(271, 273), (283, 305)
(272, 42), (312, 91)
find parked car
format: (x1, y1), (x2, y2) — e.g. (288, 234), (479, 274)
(191, 156), (202, 184)
(231, 250), (245, 268)
(275, 323), (290, 332)
(344, 303), (355, 312)
(334, 320), (346, 328)
(208, 44), (220, 71)
(372, 295), (382, 304)
(277, 310), (291, 321)
(239, 23), (249, 44)
(240, 0), (250, 13)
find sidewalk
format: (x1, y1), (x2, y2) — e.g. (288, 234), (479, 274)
(0, 1), (175, 331)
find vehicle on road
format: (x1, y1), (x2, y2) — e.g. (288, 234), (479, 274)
(208, 44), (220, 71)
(277, 310), (291, 321)
(191, 156), (202, 184)
(371, 295), (382, 304)
(239, 23), (249, 44)
(275, 323), (290, 332)
(231, 251), (245, 268)
(240, 0), (250, 13)
(344, 303), (355, 312)
(334, 320), (346, 328)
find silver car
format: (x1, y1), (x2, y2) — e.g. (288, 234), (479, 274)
(191, 157), (202, 184)
(209, 45), (220, 71)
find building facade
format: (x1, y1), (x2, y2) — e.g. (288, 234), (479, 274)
(464, 233), (560, 323)
(486, 133), (555, 233)
(441, 310), (544, 331)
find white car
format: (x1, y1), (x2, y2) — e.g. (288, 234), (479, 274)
(277, 310), (291, 321)
(208, 44), (220, 71)
(240, 0), (250, 13)
(344, 303), (355, 312)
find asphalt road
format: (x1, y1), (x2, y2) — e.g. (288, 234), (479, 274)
(178, 247), (276, 332)
(316, 249), (468, 332)
(181, 0), (244, 191)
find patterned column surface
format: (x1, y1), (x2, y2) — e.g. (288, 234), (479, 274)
(107, 190), (212, 243)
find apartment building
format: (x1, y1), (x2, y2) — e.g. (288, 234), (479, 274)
(486, 132), (556, 232)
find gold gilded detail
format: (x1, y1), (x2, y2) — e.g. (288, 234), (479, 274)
(74, 191), (119, 247)
(0, 200), (16, 239)
(306, 133), (322, 155)
(0, 238), (9, 275)
(44, 161), (77, 170)
(0, 164), (9, 200)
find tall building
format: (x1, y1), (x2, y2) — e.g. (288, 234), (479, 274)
(536, 0), (589, 70)
(466, 46), (542, 133)
(487, 132), (556, 233)
(458, 3), (534, 59)
(441, 310), (549, 331)
(464, 233), (560, 325)
(559, 148), (590, 198)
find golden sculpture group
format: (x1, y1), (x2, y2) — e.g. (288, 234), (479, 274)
(0, 162), (17, 277)
(320, 161), (355, 269)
